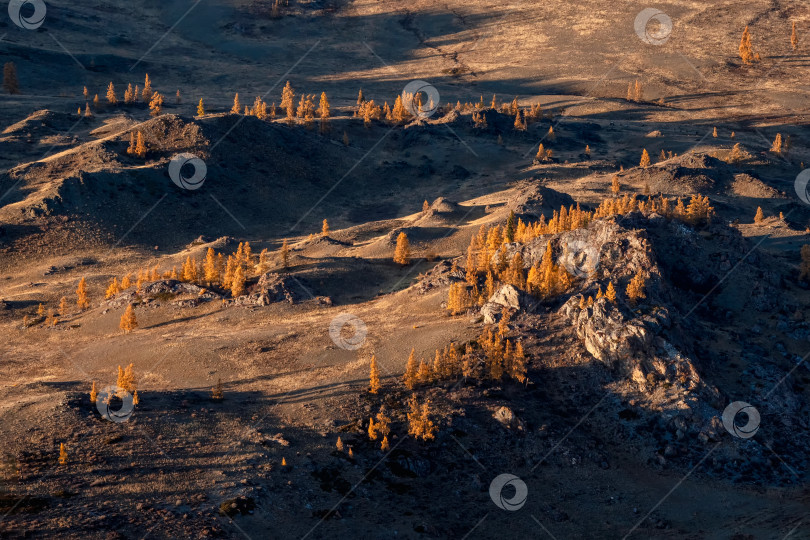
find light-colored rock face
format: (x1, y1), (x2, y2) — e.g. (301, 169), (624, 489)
(562, 296), (656, 368)
(481, 284), (521, 324)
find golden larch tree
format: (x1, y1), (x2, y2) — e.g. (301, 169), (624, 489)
(739, 26), (755, 64)
(76, 277), (90, 310)
(197, 98), (205, 116)
(394, 232), (410, 265)
(231, 266), (246, 297)
(605, 281), (617, 303)
(791, 21), (799, 51)
(321, 219), (330, 237)
(416, 360), (432, 384)
(407, 395), (436, 441)
(771, 133), (782, 153)
(241, 241), (253, 272)
(280, 239), (290, 270)
(368, 407), (391, 448)
(204, 247), (220, 284)
(504, 252), (526, 289)
(418, 399), (436, 440)
(142, 74), (152, 101)
(135, 131), (146, 158)
(511, 340), (527, 383)
(639, 149), (651, 168)
(318, 92), (330, 131)
(120, 304), (137, 333)
(258, 248), (269, 272)
(447, 282), (472, 315)
(728, 143), (744, 163)
(117, 363), (136, 392)
(369, 355), (381, 394)
(223, 255), (236, 290)
(58, 443), (67, 466)
(231, 93), (241, 114)
(106, 82), (117, 104)
(181, 256), (197, 282)
(281, 81), (295, 122)
(149, 92), (164, 116)
(105, 278), (120, 299)
(392, 95), (407, 123)
(404, 348), (418, 390)
(685, 194), (714, 226)
(626, 271), (647, 304)
(535, 143), (547, 161)
(754, 206), (764, 223)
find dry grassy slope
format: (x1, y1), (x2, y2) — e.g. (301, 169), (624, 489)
(1, 0), (807, 124)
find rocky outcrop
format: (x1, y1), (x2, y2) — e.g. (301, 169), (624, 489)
(105, 280), (220, 308)
(415, 260), (465, 294)
(559, 296), (705, 394)
(481, 284), (522, 324)
(506, 183), (576, 220)
(237, 272), (313, 306)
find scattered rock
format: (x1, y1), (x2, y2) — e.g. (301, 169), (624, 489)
(492, 406), (525, 431)
(218, 496), (254, 517)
